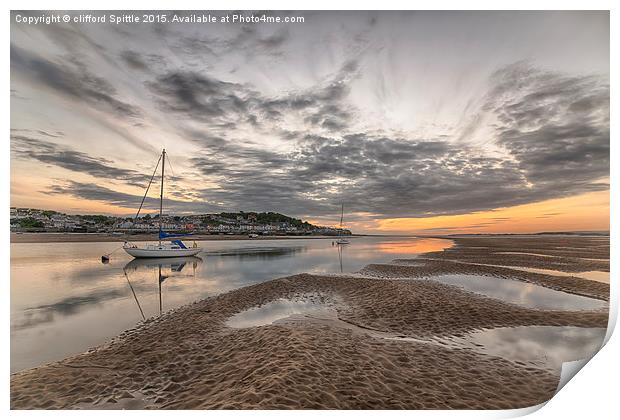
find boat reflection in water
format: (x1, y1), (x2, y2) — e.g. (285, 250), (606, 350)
(337, 243), (344, 273)
(123, 256), (203, 317)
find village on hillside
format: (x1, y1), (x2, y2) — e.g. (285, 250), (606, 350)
(9, 208), (352, 236)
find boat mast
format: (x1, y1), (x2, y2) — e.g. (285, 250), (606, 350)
(159, 149), (165, 246)
(340, 203), (344, 228)
(158, 265), (163, 315)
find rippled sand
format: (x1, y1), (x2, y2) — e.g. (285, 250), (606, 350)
(10, 235), (609, 409)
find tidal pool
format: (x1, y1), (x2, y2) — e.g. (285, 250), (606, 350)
(226, 296), (333, 328)
(422, 274), (607, 311)
(463, 326), (606, 369)
(227, 299), (606, 371)
(496, 266), (610, 284)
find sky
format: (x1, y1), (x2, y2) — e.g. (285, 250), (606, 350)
(10, 11), (610, 234)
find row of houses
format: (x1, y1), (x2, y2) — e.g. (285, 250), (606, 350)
(10, 208), (352, 236)
(113, 221), (337, 235)
(10, 208), (93, 232)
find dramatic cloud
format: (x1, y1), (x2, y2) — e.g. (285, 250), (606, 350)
(175, 21), (292, 59)
(148, 59), (358, 134)
(10, 11), (609, 225)
(11, 44), (140, 119)
(11, 134), (152, 187)
(33, 60), (610, 219)
(179, 61), (608, 219)
(149, 72), (254, 124)
(187, 132), (527, 217)
(45, 180), (213, 214)
(488, 63), (609, 186)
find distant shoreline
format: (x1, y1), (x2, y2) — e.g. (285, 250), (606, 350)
(9, 232), (367, 244)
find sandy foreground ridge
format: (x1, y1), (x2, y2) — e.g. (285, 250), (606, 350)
(10, 236), (610, 409)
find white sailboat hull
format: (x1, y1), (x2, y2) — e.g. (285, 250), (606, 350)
(123, 246), (202, 258)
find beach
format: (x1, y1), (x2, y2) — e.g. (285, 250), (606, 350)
(10, 235), (609, 409)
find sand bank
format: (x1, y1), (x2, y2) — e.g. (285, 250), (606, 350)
(426, 235), (609, 271)
(11, 274), (607, 409)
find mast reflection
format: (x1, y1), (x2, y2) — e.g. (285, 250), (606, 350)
(123, 256), (202, 317)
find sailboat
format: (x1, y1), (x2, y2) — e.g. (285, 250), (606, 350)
(336, 203), (350, 245)
(123, 149), (203, 258)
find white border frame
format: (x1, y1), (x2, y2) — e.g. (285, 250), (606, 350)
(3, 1), (616, 419)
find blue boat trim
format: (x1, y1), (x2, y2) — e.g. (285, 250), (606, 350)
(171, 239), (188, 249)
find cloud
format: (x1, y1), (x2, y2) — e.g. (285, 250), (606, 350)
(183, 132), (526, 217)
(11, 128), (64, 138)
(45, 180), (213, 214)
(19, 58), (610, 221)
(257, 60), (359, 131)
(148, 71), (254, 124)
(175, 23), (291, 59)
(488, 63), (609, 187)
(182, 60), (609, 219)
(10, 44), (141, 119)
(148, 59), (359, 133)
(11, 134), (153, 187)
(119, 50), (149, 70)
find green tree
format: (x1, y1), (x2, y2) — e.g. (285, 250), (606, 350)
(18, 217), (44, 228)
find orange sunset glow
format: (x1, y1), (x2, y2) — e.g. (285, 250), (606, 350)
(373, 190), (610, 235)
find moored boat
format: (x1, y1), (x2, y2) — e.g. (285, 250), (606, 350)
(123, 240), (202, 258)
(336, 203), (350, 245)
(123, 149), (203, 258)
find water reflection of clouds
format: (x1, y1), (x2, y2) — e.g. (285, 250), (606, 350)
(467, 326), (606, 369)
(51, 261), (126, 284)
(12, 257), (204, 331)
(203, 246), (306, 259)
(506, 266), (609, 284)
(226, 297), (330, 329)
(12, 287), (129, 330)
(425, 274), (607, 311)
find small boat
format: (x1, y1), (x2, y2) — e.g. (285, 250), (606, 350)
(123, 149), (202, 258)
(335, 203), (350, 245)
(123, 240), (202, 258)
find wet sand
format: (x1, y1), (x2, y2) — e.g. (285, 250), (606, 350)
(362, 259), (609, 301)
(426, 235), (609, 271)
(10, 235), (609, 409)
